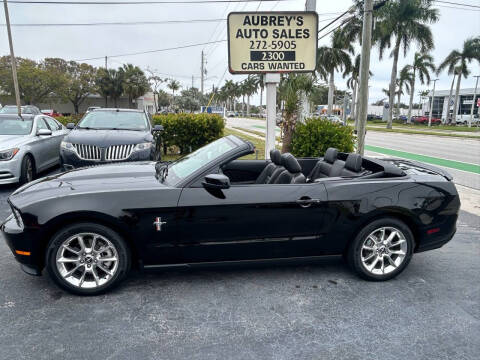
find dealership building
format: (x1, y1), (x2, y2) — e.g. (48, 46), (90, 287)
(423, 88), (479, 121)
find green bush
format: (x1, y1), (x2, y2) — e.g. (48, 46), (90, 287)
(56, 114), (84, 125)
(291, 117), (355, 157)
(153, 113), (224, 154)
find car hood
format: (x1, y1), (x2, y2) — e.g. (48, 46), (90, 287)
(64, 129), (153, 146)
(9, 162), (168, 209)
(0, 134), (30, 150)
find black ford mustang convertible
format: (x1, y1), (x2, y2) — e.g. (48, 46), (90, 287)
(2, 135), (460, 295)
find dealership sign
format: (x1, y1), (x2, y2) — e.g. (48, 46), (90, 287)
(227, 12), (318, 74)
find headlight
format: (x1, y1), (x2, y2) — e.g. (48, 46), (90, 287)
(61, 141), (74, 150)
(11, 206), (24, 229)
(0, 148), (19, 161)
(134, 142), (152, 151)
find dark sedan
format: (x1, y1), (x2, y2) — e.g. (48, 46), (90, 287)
(1, 135), (460, 295)
(60, 108), (163, 168)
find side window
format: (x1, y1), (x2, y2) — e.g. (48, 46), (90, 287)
(45, 117), (60, 131)
(36, 118), (49, 131)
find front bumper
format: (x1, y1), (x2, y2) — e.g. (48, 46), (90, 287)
(1, 214), (45, 274)
(61, 148), (153, 168)
(0, 156), (21, 184)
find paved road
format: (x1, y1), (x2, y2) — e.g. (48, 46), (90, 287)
(226, 118), (480, 190)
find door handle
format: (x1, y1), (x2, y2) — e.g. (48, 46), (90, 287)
(296, 197), (321, 208)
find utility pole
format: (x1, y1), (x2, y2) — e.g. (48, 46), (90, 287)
(355, 0), (373, 155)
(342, 94), (348, 124)
(469, 75), (479, 128)
(428, 78), (439, 127)
(3, 0), (21, 117)
(105, 56), (108, 70)
(298, 0), (316, 123)
(264, 73), (280, 159)
(200, 50), (205, 94)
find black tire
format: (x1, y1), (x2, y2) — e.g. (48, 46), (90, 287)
(45, 223), (131, 295)
(19, 155), (35, 185)
(347, 217), (414, 281)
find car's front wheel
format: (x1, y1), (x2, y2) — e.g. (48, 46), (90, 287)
(45, 223), (131, 295)
(19, 155), (35, 185)
(347, 218), (414, 281)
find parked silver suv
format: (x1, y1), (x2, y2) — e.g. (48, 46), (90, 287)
(0, 114), (68, 185)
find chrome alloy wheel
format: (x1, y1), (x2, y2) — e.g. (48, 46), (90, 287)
(55, 233), (119, 289)
(360, 227), (408, 275)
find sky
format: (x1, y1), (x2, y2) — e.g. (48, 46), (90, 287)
(1, 0), (479, 106)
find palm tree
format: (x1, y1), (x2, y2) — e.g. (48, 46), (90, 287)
(278, 74), (314, 152)
(167, 79), (180, 107)
(251, 74), (265, 112)
(376, 0), (439, 128)
(437, 37), (480, 125)
(243, 76), (257, 117)
(346, 54), (361, 127)
(404, 52), (435, 122)
(397, 66), (415, 118)
(121, 64), (150, 108)
(222, 80), (235, 110)
(316, 30), (352, 116)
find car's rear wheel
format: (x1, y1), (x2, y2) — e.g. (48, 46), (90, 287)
(19, 155), (35, 185)
(347, 218), (414, 281)
(45, 223), (130, 295)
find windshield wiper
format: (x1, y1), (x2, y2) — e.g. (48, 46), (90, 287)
(77, 126), (100, 130)
(106, 127), (144, 131)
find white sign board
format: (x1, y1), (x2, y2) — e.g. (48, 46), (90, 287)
(227, 12), (318, 74)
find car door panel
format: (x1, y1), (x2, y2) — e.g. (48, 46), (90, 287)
(43, 117), (64, 167)
(175, 183), (327, 263)
(30, 118), (52, 171)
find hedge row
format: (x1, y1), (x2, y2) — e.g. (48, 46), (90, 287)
(56, 114), (84, 125)
(291, 117), (355, 157)
(152, 113), (225, 154)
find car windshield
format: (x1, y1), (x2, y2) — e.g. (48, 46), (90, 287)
(163, 137), (237, 185)
(0, 118), (33, 135)
(77, 111), (148, 130)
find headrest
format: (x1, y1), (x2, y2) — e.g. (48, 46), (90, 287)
(281, 153), (302, 173)
(345, 153), (363, 172)
(270, 149), (281, 165)
(324, 148), (338, 164)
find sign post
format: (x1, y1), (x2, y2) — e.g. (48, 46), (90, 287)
(227, 12), (318, 158)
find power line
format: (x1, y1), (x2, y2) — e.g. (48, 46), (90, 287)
(433, 0), (480, 9)
(318, 15), (355, 41)
(1, 18), (226, 27)
(317, 5), (354, 34)
(8, 0), (288, 4)
(436, 3), (480, 11)
(73, 39), (227, 61)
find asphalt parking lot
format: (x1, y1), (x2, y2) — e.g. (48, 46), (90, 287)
(1, 173), (479, 360)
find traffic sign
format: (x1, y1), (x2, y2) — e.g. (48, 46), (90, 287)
(227, 12), (318, 74)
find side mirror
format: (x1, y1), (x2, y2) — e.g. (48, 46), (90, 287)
(153, 124), (164, 132)
(37, 128), (52, 136)
(202, 174), (230, 190)
(66, 123), (75, 130)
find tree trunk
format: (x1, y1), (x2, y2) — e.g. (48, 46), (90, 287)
(114, 97), (118, 107)
(387, 37), (401, 129)
(247, 95), (250, 116)
(397, 92), (401, 121)
(260, 86), (263, 108)
(327, 70), (334, 116)
(281, 115), (294, 153)
(452, 73), (462, 126)
(446, 73), (456, 124)
(352, 80), (357, 121)
(104, 96), (108, 107)
(407, 69), (415, 123)
(242, 95), (245, 115)
(74, 103), (79, 114)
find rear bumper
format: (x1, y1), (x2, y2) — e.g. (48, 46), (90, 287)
(415, 213), (458, 253)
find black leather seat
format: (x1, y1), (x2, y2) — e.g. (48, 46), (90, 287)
(307, 148), (338, 181)
(256, 149), (282, 184)
(340, 153), (364, 176)
(273, 153), (306, 184)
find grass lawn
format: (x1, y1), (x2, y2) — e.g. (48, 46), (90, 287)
(224, 127), (277, 160)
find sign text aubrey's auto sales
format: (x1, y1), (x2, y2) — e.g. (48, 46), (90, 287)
(227, 12), (318, 74)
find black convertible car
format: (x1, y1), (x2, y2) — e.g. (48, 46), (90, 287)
(1, 135), (460, 295)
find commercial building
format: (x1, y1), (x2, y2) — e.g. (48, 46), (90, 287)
(424, 88), (479, 121)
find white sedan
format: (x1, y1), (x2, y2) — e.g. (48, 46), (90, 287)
(0, 114), (68, 185)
